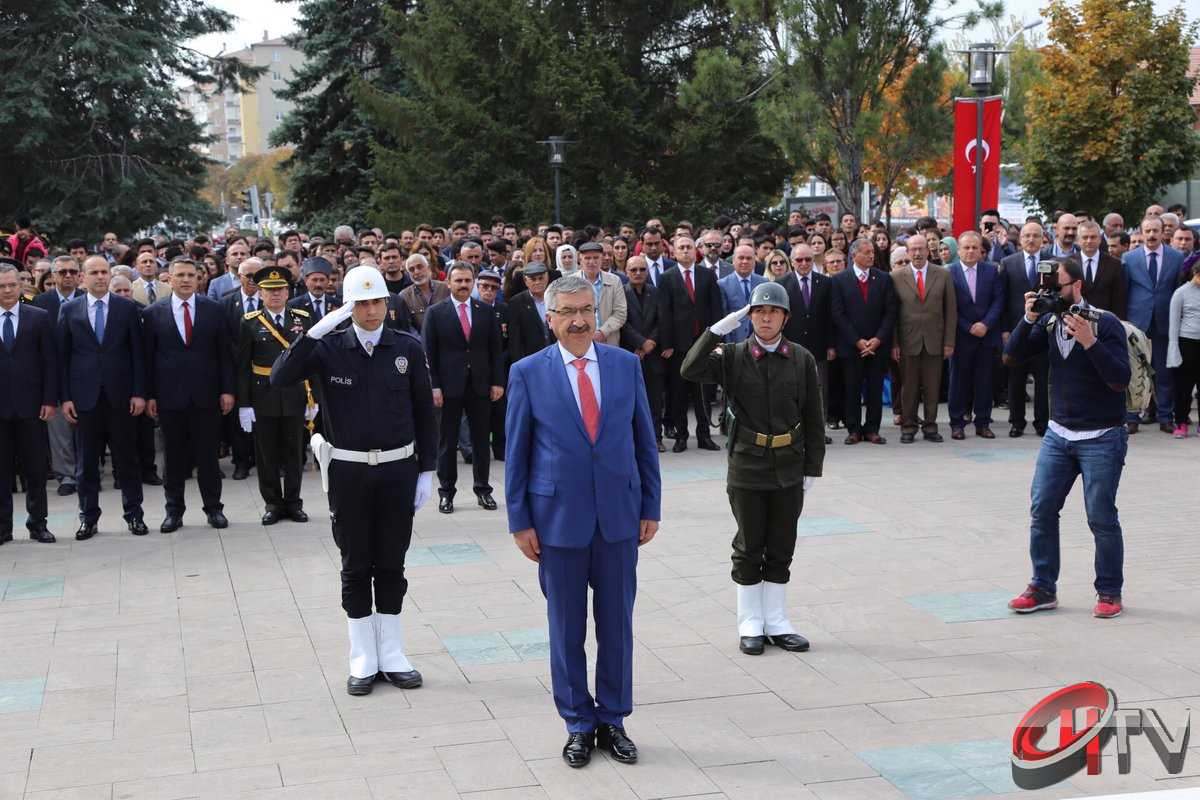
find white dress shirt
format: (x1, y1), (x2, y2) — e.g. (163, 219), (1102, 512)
(171, 292), (196, 341)
(558, 342), (602, 414)
(1080, 251), (1100, 283)
(453, 297), (473, 329)
(646, 257), (664, 285)
(1143, 246), (1164, 284)
(0, 301), (20, 338)
(352, 322), (383, 355)
(309, 293), (327, 317)
(912, 264), (927, 286)
(754, 334), (781, 352)
(241, 291), (259, 313)
(852, 266), (869, 281)
(86, 292), (111, 333)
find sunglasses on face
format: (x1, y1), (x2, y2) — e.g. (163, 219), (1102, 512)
(793, 257), (813, 263)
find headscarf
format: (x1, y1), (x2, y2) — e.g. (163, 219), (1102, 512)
(556, 244), (579, 273)
(940, 236), (958, 264)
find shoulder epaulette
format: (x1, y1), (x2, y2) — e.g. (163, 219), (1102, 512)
(291, 308), (309, 317)
(244, 309), (262, 320)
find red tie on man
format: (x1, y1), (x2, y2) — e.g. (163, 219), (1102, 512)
(916, 269), (925, 301)
(858, 273), (869, 302)
(182, 300), (193, 345)
(457, 301), (471, 340)
(684, 268), (699, 335)
(571, 358), (600, 443)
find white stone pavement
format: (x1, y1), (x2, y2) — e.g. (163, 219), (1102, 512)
(2, 412), (1199, 800)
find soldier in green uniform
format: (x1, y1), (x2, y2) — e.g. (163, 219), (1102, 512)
(681, 282), (825, 656)
(237, 265), (314, 525)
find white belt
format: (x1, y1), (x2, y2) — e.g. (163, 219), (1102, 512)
(329, 443), (414, 466)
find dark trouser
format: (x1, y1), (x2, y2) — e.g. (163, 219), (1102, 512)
(900, 351), (944, 434)
(329, 457), (416, 618)
(949, 342), (996, 429)
(0, 416), (48, 532)
(827, 357), (844, 424)
(889, 357), (903, 412)
(1173, 337), (1200, 425)
(1008, 353), (1049, 432)
(76, 396), (143, 523)
(539, 530), (637, 733)
(642, 355), (665, 442)
(253, 414), (305, 512)
(136, 414), (157, 478)
(1152, 332), (1172, 424)
(438, 388), (492, 498)
(842, 353), (886, 434)
(223, 413), (255, 469)
(728, 485), (804, 585)
(490, 392), (507, 458)
(160, 407), (223, 517)
(668, 351), (711, 440)
(1029, 427), (1127, 597)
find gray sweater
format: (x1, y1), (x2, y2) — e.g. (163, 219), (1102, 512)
(1167, 280), (1200, 367)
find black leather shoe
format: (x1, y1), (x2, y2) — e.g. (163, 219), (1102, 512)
(1009, 426), (1024, 438)
(160, 516), (182, 533)
(1034, 427), (1046, 437)
(951, 427), (965, 440)
(142, 472), (163, 486)
(900, 432), (915, 443)
(476, 493), (498, 511)
(232, 465), (250, 480)
(287, 508), (309, 523)
(346, 674), (376, 696)
(261, 510), (280, 526)
(0, 529), (12, 544)
(439, 496), (454, 514)
(57, 483), (76, 497)
(461, 450), (473, 464)
(28, 526), (55, 544)
(380, 669), (423, 689)
(697, 437), (721, 451)
(596, 724), (638, 764)
(672, 439), (688, 453)
(207, 512), (229, 529)
(75, 521), (98, 541)
(824, 435), (833, 444)
(923, 432), (944, 443)
(127, 518), (149, 536)
(739, 635), (766, 655)
(766, 632), (810, 652)
(562, 731), (595, 768)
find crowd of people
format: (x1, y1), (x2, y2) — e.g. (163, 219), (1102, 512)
(1, 200), (1198, 544)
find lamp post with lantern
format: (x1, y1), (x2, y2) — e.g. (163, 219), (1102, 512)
(963, 42), (1003, 230)
(538, 136), (575, 225)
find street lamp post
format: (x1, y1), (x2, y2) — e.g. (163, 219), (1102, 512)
(965, 43), (1000, 230)
(538, 136), (575, 224)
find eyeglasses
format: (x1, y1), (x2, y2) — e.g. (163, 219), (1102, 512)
(792, 257), (813, 263)
(551, 305), (595, 318)
(894, 259), (912, 265)
(56, 269), (79, 275)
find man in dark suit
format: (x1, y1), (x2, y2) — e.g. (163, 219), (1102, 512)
(639, 227), (676, 287)
(1070, 220), (1127, 319)
(777, 244), (835, 444)
(144, 257), (236, 532)
(287, 256), (342, 320)
(422, 261), (505, 513)
(619, 255), (666, 451)
(34, 255), (84, 497)
(658, 250), (723, 451)
(475, 269), (509, 461)
(999, 222), (1051, 437)
(0, 263), (57, 543)
(829, 238), (897, 444)
(948, 232), (1005, 439)
(220, 259), (261, 479)
(1124, 215), (1183, 432)
(507, 262), (553, 364)
(57, 256), (148, 539)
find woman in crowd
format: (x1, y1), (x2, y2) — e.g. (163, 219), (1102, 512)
(925, 230), (944, 264)
(522, 236), (551, 267)
(765, 250), (790, 281)
(808, 233), (829, 273)
(36, 269), (56, 294)
(720, 230), (736, 260)
(611, 236), (630, 275)
(939, 236), (958, 266)
(830, 229), (848, 256)
(1167, 262), (1200, 438)
(555, 243), (578, 273)
(873, 228), (893, 272)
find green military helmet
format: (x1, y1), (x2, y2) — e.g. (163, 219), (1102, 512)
(748, 281), (790, 313)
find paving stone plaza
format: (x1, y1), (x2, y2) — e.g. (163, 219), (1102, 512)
(2, 418), (1199, 800)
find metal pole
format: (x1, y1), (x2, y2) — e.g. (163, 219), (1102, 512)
(553, 167), (561, 225)
(974, 94), (985, 230)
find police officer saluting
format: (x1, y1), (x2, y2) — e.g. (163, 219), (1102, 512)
(681, 282), (826, 656)
(238, 266), (314, 525)
(272, 265), (437, 696)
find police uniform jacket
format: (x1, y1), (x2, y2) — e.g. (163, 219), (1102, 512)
(270, 326), (437, 470)
(680, 328), (825, 490)
(237, 306), (311, 417)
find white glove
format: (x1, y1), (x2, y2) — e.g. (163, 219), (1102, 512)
(711, 305), (750, 336)
(803, 476), (816, 493)
(305, 403), (319, 422)
(413, 471), (434, 513)
(307, 302), (354, 339)
(238, 407), (255, 433)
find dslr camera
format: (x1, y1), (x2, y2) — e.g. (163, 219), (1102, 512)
(1030, 260), (1071, 315)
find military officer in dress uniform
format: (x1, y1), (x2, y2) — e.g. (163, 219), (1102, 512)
(681, 282), (826, 656)
(271, 266), (437, 697)
(238, 266), (314, 525)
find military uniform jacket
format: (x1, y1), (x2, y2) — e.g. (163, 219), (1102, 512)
(237, 306), (312, 417)
(680, 328), (825, 490)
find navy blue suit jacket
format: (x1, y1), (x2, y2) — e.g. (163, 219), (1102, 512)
(0, 304), (57, 419)
(422, 297), (504, 398)
(504, 343), (661, 548)
(33, 288), (84, 325)
(57, 294), (145, 411)
(1124, 246), (1183, 337)
(142, 296), (234, 410)
(949, 261), (1005, 348)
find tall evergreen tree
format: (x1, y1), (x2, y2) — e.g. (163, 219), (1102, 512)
(0, 0), (260, 242)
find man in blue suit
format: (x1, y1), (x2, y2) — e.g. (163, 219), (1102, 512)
(1123, 215), (1183, 432)
(505, 273), (661, 770)
(58, 256), (148, 539)
(716, 245), (767, 342)
(948, 231), (1005, 439)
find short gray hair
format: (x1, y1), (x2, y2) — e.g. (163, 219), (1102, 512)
(1161, 212), (1180, 227)
(848, 238), (873, 256)
(405, 253), (429, 269)
(111, 264), (135, 279)
(1077, 219), (1102, 236)
(545, 274), (594, 311)
(333, 225), (355, 243)
(108, 275), (132, 290)
(460, 241), (482, 253)
(890, 247), (909, 267)
(0, 263), (17, 277)
(52, 254), (79, 272)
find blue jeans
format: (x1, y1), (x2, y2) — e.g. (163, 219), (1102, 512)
(1029, 427), (1127, 596)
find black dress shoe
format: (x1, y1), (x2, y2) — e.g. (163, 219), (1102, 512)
(142, 472), (163, 486)
(900, 432), (915, 443)
(346, 674), (376, 696)
(127, 518), (149, 536)
(923, 432), (944, 443)
(261, 510), (281, 526)
(739, 635), (766, 655)
(1127, 421), (1140, 434)
(562, 731), (595, 768)
(75, 521), (98, 541)
(28, 526), (55, 544)
(207, 512), (229, 529)
(461, 450), (473, 464)
(697, 437), (721, 451)
(1009, 426), (1024, 438)
(672, 439), (688, 453)
(476, 493), (498, 511)
(824, 435), (833, 445)
(380, 669), (423, 689)
(57, 483), (76, 497)
(492, 451), (505, 462)
(596, 724), (638, 764)
(0, 530), (12, 544)
(844, 433), (861, 445)
(1034, 427), (1046, 437)
(766, 632), (811, 652)
(232, 465), (250, 480)
(976, 426), (996, 439)
(657, 440), (666, 453)
(865, 433), (887, 445)
(951, 427), (966, 440)
(160, 516), (182, 533)
(1160, 422), (1175, 434)
(439, 496), (454, 514)
(287, 508), (309, 523)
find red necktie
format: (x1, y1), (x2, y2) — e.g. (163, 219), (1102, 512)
(572, 358), (600, 442)
(858, 274), (869, 302)
(182, 300), (193, 345)
(683, 268), (695, 302)
(916, 269), (925, 301)
(457, 301), (471, 340)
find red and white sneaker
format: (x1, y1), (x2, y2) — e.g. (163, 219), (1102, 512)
(1008, 584), (1058, 614)
(1093, 595), (1123, 618)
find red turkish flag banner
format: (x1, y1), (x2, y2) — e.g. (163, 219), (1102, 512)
(952, 96), (1002, 237)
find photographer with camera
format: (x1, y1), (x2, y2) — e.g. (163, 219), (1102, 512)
(1003, 259), (1131, 619)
